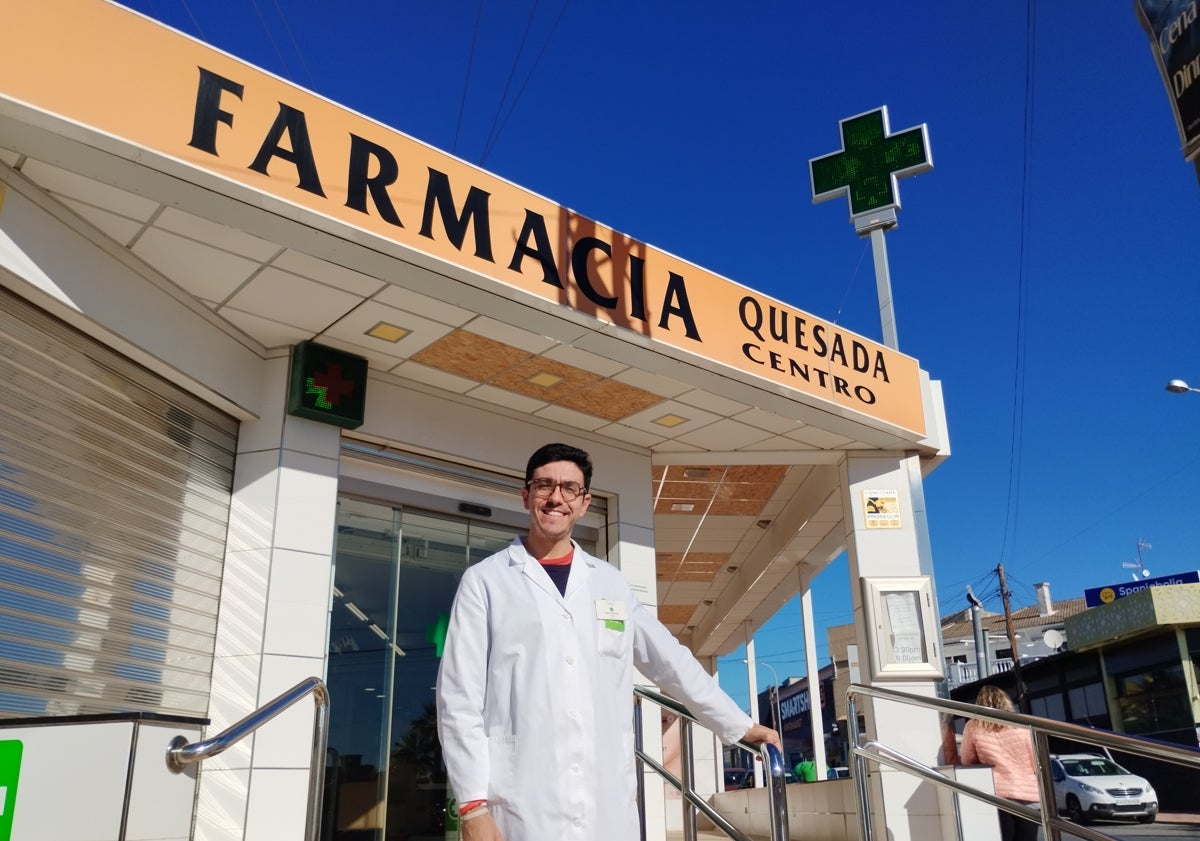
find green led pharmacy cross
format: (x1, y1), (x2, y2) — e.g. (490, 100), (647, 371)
(287, 341), (369, 429)
(810, 106), (932, 220)
(427, 612), (450, 657)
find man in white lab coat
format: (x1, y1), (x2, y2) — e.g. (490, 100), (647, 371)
(436, 443), (780, 841)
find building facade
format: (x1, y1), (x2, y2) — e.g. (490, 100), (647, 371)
(0, 2), (952, 839)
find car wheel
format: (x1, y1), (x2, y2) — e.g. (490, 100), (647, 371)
(1137, 815), (1156, 825)
(1066, 795), (1088, 825)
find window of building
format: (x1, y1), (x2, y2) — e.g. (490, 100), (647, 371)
(1067, 682), (1109, 729)
(1112, 662), (1190, 737)
(1030, 693), (1065, 720)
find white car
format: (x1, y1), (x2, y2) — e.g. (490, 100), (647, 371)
(1050, 753), (1158, 825)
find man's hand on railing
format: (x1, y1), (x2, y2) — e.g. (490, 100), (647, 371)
(741, 722), (782, 752)
(461, 811), (503, 841)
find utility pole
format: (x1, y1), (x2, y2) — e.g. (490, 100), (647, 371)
(997, 563), (1028, 712)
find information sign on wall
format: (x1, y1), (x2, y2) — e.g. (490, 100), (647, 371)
(862, 489), (902, 529)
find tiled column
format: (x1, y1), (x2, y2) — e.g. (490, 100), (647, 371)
(606, 448), (672, 841)
(196, 355), (339, 841)
(841, 451), (946, 841)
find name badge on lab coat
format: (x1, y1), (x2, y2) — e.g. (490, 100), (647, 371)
(596, 598), (626, 631)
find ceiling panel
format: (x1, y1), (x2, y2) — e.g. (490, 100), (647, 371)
(57, 197), (145, 247)
(132, 227), (261, 301)
(226, 266), (364, 331)
(155, 206), (279, 261)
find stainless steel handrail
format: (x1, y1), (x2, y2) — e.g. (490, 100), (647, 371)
(166, 676), (330, 841)
(847, 682), (1200, 841)
(635, 685), (789, 841)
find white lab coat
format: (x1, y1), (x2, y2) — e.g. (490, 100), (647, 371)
(436, 539), (753, 841)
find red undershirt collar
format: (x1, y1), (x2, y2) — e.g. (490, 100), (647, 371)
(539, 548), (574, 566)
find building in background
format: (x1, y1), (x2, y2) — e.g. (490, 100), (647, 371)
(941, 582), (1084, 691)
(949, 580), (1200, 811)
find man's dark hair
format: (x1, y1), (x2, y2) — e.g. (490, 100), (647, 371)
(525, 443), (593, 489)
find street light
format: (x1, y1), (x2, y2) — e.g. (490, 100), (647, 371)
(744, 659), (784, 733)
(1166, 379), (1200, 394)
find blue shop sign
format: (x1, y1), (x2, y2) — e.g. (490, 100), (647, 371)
(1084, 570), (1200, 607)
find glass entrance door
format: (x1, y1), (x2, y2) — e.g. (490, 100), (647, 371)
(324, 497), (517, 841)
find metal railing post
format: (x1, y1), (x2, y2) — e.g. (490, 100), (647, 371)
(680, 718), (697, 841)
(845, 682), (1200, 841)
(632, 686), (789, 841)
(763, 743), (789, 841)
(1032, 729), (1061, 841)
(166, 677), (330, 841)
(635, 695), (647, 841)
(847, 696), (872, 841)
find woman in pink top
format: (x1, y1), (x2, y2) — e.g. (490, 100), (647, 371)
(960, 686), (1040, 841)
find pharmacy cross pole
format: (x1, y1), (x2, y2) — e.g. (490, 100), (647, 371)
(809, 107), (932, 350)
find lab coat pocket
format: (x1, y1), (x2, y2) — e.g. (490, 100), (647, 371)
(487, 734), (516, 803)
(597, 620), (629, 657)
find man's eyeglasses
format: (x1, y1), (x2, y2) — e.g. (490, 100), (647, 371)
(525, 479), (588, 501)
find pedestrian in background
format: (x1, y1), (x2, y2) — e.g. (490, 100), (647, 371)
(960, 685), (1040, 841)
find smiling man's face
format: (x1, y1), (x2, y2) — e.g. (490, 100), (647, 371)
(522, 459), (591, 557)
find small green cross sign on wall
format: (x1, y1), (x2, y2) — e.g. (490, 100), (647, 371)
(810, 106), (931, 225)
(0, 740), (21, 841)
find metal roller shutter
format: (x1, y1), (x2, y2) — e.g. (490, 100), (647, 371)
(0, 287), (237, 717)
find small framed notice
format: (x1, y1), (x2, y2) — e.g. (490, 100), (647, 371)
(860, 576), (942, 680)
(862, 489), (901, 529)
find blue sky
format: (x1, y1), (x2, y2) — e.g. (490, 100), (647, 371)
(119, 1), (1200, 708)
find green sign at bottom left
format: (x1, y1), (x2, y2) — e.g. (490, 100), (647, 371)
(0, 740), (22, 841)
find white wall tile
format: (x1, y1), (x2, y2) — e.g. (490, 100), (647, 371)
(244, 769), (308, 841)
(251, 655), (328, 769)
(214, 548), (269, 656)
(228, 450), (283, 551)
(236, 358), (288, 455)
(267, 548), (335, 607)
(195, 825), (244, 841)
(126, 722), (203, 841)
(263, 588), (330, 659)
(195, 767), (251, 837)
(281, 412), (343, 460)
(206, 654), (262, 769)
(274, 451), (339, 555)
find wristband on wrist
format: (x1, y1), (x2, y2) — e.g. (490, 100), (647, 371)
(461, 805), (489, 821)
(458, 799), (487, 816)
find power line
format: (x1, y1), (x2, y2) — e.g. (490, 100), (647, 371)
(269, 0), (314, 88)
(453, 0), (486, 156)
(1015, 450), (1200, 573)
(936, 568), (1003, 617)
(175, 0), (206, 38)
(998, 0), (1037, 569)
(246, 0), (293, 79)
(829, 240), (871, 327)
(479, 0), (542, 163)
(479, 0), (570, 165)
